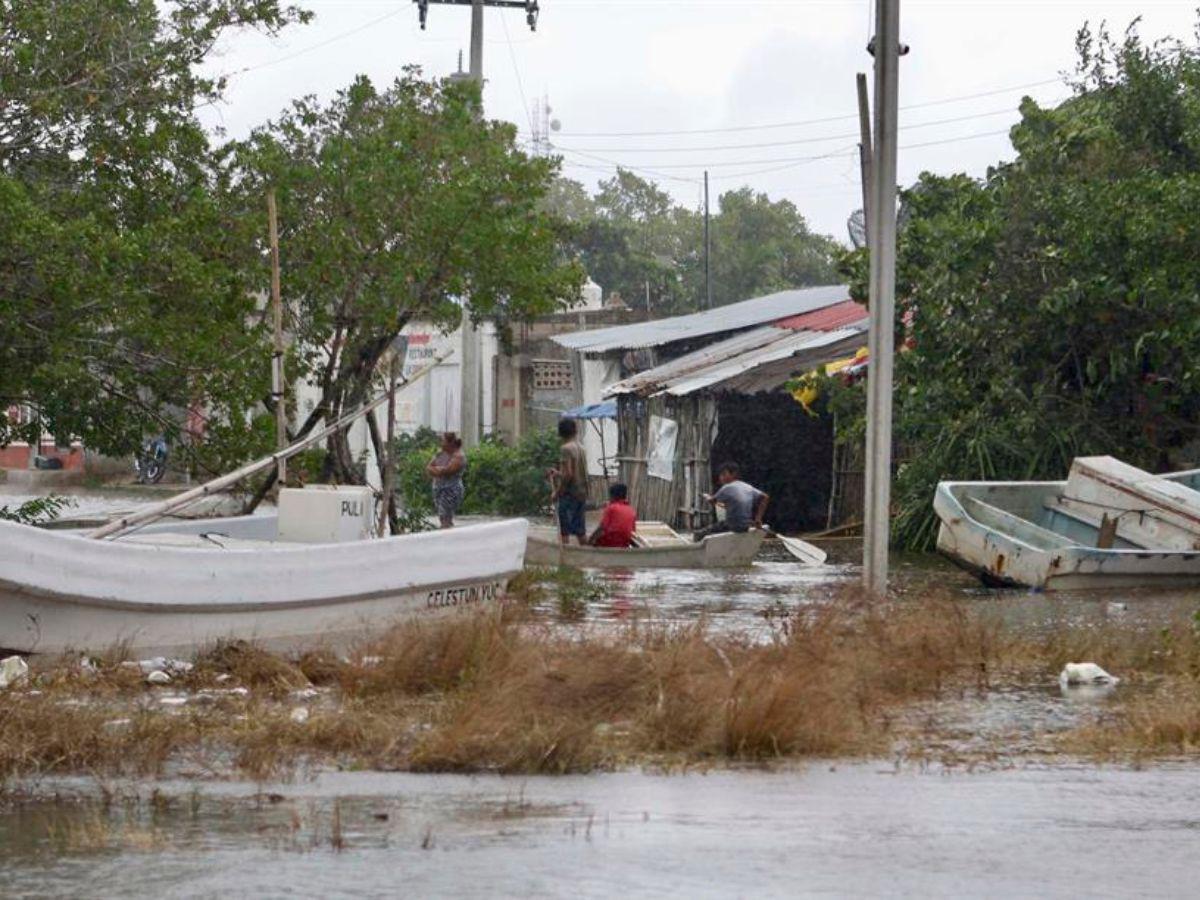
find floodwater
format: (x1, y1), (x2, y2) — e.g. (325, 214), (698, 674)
(5, 516), (1200, 896)
(3, 764), (1199, 898)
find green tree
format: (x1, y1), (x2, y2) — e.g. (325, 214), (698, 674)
(0, 0), (308, 472)
(235, 72), (583, 495)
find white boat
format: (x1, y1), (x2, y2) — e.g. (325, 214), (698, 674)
(0, 513), (528, 655)
(935, 456), (1200, 590)
(525, 521), (765, 569)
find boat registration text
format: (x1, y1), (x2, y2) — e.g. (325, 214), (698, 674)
(426, 582), (502, 609)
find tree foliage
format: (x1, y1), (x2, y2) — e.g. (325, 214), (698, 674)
(235, 72), (583, 484)
(549, 170), (841, 313)
(841, 19), (1200, 548)
(0, 0), (308, 472)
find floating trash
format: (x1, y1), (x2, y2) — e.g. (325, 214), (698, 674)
(0, 655), (28, 689)
(1059, 662), (1119, 687)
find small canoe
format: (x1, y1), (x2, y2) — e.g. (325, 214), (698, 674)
(934, 456), (1200, 590)
(525, 521), (765, 569)
(0, 515), (528, 655)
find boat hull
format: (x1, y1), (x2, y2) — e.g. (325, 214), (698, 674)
(934, 480), (1200, 591)
(525, 527), (764, 569)
(0, 517), (528, 655)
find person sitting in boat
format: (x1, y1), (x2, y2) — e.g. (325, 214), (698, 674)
(694, 462), (769, 541)
(589, 483), (637, 548)
(426, 432), (466, 529)
(549, 417), (589, 546)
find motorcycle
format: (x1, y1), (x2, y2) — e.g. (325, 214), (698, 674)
(134, 435), (169, 484)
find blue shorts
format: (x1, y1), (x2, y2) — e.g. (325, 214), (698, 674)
(557, 496), (587, 537)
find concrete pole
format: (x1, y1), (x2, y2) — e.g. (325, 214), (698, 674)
(460, 0), (485, 447)
(863, 0), (901, 596)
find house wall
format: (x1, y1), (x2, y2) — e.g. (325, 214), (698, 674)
(616, 393), (717, 529)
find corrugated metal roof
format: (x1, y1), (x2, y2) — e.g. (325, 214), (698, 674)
(553, 284), (849, 353)
(605, 321), (867, 398)
(774, 300), (867, 332)
(602, 326), (783, 397)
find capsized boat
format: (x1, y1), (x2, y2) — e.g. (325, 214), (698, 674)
(0, 505), (528, 656)
(935, 456), (1200, 590)
(525, 521), (765, 569)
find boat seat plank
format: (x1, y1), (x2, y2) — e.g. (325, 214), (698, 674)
(962, 496), (1077, 551)
(1043, 497), (1149, 550)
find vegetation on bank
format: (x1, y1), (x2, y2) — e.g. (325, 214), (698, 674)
(389, 428), (560, 519)
(3, 581), (1200, 790)
(836, 20), (1200, 548)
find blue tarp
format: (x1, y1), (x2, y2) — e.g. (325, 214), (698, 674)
(561, 400), (617, 420)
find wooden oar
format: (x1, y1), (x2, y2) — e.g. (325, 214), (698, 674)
(776, 533), (828, 566)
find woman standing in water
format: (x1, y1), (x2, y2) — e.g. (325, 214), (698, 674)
(426, 432), (466, 529)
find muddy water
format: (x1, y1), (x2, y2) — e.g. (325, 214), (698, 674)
(3, 764), (1199, 898)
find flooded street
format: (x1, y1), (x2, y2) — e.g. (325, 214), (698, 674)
(4, 764), (1199, 898)
(3, 534), (1199, 896)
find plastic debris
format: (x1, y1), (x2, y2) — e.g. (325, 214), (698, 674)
(145, 670), (172, 685)
(79, 656), (99, 676)
(158, 695), (189, 707)
(0, 655), (29, 689)
(1059, 662), (1120, 687)
(137, 657), (194, 676)
(290, 707), (310, 724)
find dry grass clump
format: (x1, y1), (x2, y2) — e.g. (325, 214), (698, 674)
(4, 589), (1200, 785)
(193, 640), (310, 693)
(0, 697), (199, 784)
(409, 591), (1005, 772)
(1063, 679), (1200, 757)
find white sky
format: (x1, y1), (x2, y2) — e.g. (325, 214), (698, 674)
(198, 0), (1200, 241)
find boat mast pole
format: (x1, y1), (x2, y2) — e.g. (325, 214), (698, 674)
(87, 353), (453, 540)
(267, 189), (287, 485)
(863, 0), (901, 596)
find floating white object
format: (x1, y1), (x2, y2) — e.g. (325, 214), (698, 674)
(0, 655), (29, 689)
(1059, 662), (1119, 687)
(145, 670), (172, 685)
(290, 707), (310, 724)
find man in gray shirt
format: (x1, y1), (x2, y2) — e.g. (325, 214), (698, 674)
(695, 461), (769, 541)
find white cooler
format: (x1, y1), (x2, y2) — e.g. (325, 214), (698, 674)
(277, 485), (374, 544)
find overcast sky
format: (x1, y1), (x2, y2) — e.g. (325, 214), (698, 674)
(198, 1), (1199, 241)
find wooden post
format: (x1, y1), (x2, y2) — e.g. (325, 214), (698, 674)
(856, 72), (873, 244)
(267, 189), (287, 486)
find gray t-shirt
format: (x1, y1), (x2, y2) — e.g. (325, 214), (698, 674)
(713, 480), (765, 530)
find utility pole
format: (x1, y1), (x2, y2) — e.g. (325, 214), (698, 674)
(416, 0), (541, 448)
(266, 189), (287, 486)
(863, 0), (903, 596)
(704, 170), (713, 310)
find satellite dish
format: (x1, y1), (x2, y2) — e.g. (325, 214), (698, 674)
(847, 209), (867, 249)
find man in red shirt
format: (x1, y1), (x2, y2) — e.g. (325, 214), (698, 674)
(590, 483), (637, 548)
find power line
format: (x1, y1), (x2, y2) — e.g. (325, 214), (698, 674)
(536, 76), (1063, 138)
(553, 124), (1021, 180)
(560, 105), (1039, 154)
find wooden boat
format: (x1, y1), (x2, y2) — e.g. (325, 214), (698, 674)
(0, 514), (528, 655)
(525, 521), (765, 569)
(934, 456), (1200, 590)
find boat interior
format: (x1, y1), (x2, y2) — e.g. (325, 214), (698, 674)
(946, 459), (1200, 553)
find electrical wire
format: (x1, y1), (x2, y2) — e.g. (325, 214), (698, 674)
(535, 76), (1062, 138)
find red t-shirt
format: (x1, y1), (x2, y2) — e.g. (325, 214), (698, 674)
(596, 499), (637, 548)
